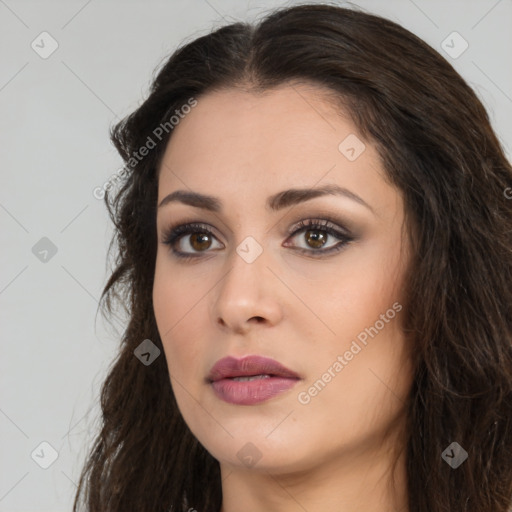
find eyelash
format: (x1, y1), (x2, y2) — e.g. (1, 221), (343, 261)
(160, 218), (355, 261)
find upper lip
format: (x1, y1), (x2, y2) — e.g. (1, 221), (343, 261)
(207, 355), (301, 382)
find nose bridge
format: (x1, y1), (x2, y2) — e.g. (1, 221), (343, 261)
(224, 233), (268, 297)
(223, 209), (269, 272)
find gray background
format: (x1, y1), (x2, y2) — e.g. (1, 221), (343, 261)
(1, 0), (511, 510)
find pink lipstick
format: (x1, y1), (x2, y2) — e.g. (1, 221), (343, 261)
(207, 355), (301, 405)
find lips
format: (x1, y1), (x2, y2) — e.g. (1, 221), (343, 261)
(207, 355), (301, 382)
(207, 355), (301, 405)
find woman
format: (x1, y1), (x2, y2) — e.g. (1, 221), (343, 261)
(73, 3), (512, 511)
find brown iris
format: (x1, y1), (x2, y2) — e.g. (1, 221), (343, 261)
(305, 229), (327, 249)
(190, 233), (212, 251)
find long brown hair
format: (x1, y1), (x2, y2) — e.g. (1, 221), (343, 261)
(72, 3), (512, 511)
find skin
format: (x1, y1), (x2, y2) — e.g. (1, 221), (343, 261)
(153, 82), (414, 512)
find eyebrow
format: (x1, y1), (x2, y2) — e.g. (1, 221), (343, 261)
(157, 184), (375, 214)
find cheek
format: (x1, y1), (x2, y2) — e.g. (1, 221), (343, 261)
(323, 253), (405, 342)
(298, 321), (412, 446)
(153, 253), (205, 336)
(307, 239), (411, 402)
(153, 257), (202, 374)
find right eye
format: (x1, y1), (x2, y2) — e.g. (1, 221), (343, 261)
(161, 222), (223, 260)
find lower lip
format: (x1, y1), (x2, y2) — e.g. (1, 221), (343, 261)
(210, 376), (299, 405)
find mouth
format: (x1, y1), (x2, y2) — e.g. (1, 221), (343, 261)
(206, 355), (301, 405)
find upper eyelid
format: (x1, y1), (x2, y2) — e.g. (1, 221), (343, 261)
(160, 211), (355, 236)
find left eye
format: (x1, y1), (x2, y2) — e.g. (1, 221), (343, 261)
(284, 220), (353, 254)
(161, 219), (354, 260)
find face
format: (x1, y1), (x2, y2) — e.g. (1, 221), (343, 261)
(153, 83), (414, 475)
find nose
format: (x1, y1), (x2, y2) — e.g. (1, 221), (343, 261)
(211, 242), (283, 335)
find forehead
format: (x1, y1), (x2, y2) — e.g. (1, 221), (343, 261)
(157, 83), (396, 217)
(160, 83), (350, 169)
